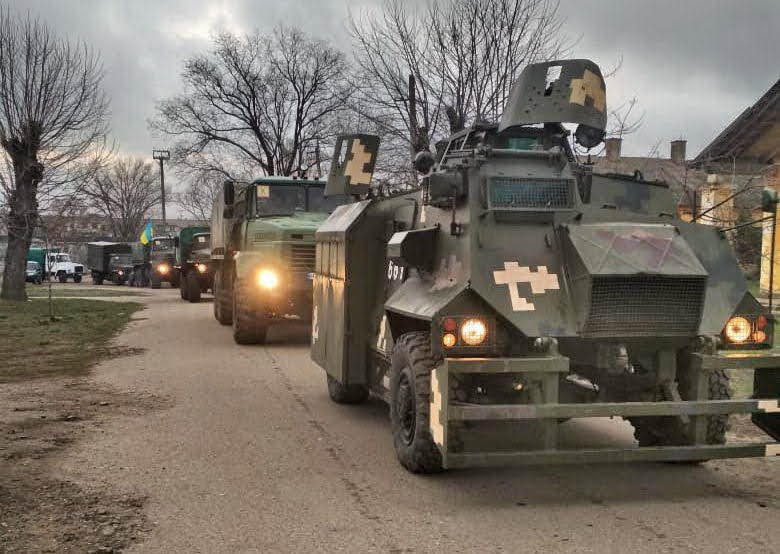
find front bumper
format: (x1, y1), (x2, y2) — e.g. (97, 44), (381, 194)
(430, 351), (780, 468)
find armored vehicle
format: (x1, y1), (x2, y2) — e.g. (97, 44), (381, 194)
(87, 242), (132, 285)
(211, 177), (346, 344)
(311, 59), (780, 473)
(149, 235), (179, 289)
(176, 226), (213, 303)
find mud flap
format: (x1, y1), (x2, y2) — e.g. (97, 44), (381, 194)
(752, 368), (780, 440)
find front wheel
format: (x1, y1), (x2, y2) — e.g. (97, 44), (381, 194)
(389, 332), (443, 474)
(150, 272), (161, 289)
(187, 270), (201, 303)
(232, 277), (267, 344)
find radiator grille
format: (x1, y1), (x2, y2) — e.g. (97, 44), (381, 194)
(584, 276), (706, 337)
(288, 243), (316, 273)
(490, 178), (573, 209)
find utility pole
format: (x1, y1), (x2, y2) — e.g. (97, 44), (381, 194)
(152, 149), (170, 224)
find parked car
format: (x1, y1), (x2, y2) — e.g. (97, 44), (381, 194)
(25, 261), (43, 284)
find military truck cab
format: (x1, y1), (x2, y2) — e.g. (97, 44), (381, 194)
(149, 235), (179, 289)
(312, 59), (780, 473)
(176, 226), (213, 303)
(211, 177), (345, 344)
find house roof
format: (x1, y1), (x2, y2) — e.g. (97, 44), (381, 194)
(693, 78), (780, 167)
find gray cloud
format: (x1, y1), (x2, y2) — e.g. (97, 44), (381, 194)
(7, 0), (779, 171)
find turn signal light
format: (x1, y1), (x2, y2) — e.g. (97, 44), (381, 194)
(442, 333), (457, 348)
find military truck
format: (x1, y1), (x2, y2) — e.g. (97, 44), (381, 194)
(128, 243), (151, 287)
(149, 235), (179, 289)
(87, 242), (133, 285)
(311, 59), (780, 473)
(211, 177), (346, 344)
(176, 225), (213, 303)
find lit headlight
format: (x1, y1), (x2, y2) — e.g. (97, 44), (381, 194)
(197, 263), (207, 273)
(724, 316), (751, 343)
(460, 318), (488, 346)
(257, 269), (279, 289)
(157, 264), (169, 275)
(118, 270), (124, 276)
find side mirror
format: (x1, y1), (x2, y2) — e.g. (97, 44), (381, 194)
(413, 151), (436, 174)
(223, 180), (235, 206)
(762, 188), (778, 213)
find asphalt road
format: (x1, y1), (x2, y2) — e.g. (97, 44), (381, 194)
(61, 289), (779, 553)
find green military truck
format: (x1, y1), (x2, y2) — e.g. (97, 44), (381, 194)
(311, 59), (780, 473)
(128, 243), (151, 287)
(87, 242), (133, 285)
(149, 235), (179, 289)
(211, 177), (345, 344)
(176, 226), (213, 303)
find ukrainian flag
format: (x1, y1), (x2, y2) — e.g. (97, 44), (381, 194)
(139, 221), (152, 245)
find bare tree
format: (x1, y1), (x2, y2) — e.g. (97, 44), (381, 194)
(177, 176), (221, 222)
(152, 26), (350, 180)
(0, 8), (110, 300)
(349, 0), (571, 180)
(81, 157), (160, 241)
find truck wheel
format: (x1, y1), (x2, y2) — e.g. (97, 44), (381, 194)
(630, 369), (730, 455)
(58, 273), (67, 283)
(94, 275), (103, 285)
(213, 270), (233, 325)
(73, 274), (82, 283)
(390, 332), (444, 474)
(187, 270), (201, 303)
(232, 277), (267, 344)
(327, 375), (369, 404)
(151, 273), (161, 289)
(180, 272), (190, 300)
(170, 272), (180, 288)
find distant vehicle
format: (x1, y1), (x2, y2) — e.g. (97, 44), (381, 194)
(211, 177), (346, 344)
(26, 248), (84, 283)
(150, 235), (179, 289)
(25, 261), (43, 284)
(128, 243), (152, 287)
(176, 226), (212, 303)
(87, 242), (132, 285)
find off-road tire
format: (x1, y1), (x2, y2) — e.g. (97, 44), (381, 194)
(169, 271), (180, 289)
(180, 272), (189, 300)
(390, 331), (444, 474)
(630, 369), (730, 452)
(327, 374), (369, 404)
(232, 277), (267, 345)
(151, 273), (161, 289)
(187, 270), (201, 303)
(213, 269), (233, 325)
(58, 273), (67, 283)
(73, 274), (82, 283)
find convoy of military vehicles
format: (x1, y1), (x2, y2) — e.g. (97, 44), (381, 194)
(18, 58), (778, 475)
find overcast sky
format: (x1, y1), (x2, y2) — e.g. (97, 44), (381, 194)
(9, 0), (779, 192)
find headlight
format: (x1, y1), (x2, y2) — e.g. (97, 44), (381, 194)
(461, 318), (488, 346)
(197, 263), (207, 273)
(157, 264), (169, 274)
(722, 314), (772, 347)
(442, 333), (457, 348)
(118, 270), (124, 276)
(257, 269), (279, 289)
(725, 316), (751, 343)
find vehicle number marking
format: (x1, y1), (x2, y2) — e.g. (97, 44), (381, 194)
(387, 260), (405, 281)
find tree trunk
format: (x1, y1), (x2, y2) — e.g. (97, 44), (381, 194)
(0, 154), (42, 301)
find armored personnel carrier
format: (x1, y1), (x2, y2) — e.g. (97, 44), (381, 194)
(311, 59), (780, 473)
(211, 177), (346, 344)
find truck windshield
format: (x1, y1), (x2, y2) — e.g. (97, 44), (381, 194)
(307, 187), (346, 213)
(49, 254), (71, 263)
(193, 234), (210, 245)
(255, 185), (301, 216)
(27, 261), (40, 270)
(152, 239), (174, 251)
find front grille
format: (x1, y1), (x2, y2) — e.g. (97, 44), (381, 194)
(288, 243), (316, 273)
(584, 276), (706, 337)
(75, 266), (84, 273)
(490, 178), (573, 209)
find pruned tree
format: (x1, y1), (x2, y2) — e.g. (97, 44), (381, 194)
(349, 0), (571, 181)
(81, 157), (161, 242)
(0, 8), (110, 300)
(152, 26), (350, 180)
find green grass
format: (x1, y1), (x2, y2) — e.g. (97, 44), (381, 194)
(25, 283), (147, 297)
(0, 298), (144, 383)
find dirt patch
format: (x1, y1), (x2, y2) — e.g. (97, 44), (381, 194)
(0, 377), (171, 553)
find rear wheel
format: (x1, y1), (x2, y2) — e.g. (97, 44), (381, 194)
(213, 268), (233, 325)
(390, 332), (443, 474)
(232, 277), (267, 344)
(58, 273), (67, 283)
(180, 271), (189, 300)
(327, 375), (369, 404)
(187, 270), (201, 303)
